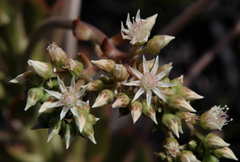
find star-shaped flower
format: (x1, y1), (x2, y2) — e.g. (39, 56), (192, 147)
(123, 56), (174, 106)
(121, 10), (158, 45)
(39, 76), (87, 123)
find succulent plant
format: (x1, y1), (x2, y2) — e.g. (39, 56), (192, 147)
(10, 9), (238, 162)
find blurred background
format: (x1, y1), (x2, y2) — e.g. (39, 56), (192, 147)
(0, 0), (240, 161)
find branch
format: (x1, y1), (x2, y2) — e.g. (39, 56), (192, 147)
(22, 17), (73, 66)
(185, 20), (240, 86)
(160, 0), (216, 35)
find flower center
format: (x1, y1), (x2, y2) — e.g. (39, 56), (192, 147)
(62, 92), (77, 106)
(141, 72), (157, 90)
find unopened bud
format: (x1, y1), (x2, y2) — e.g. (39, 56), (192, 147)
(112, 93), (130, 108)
(68, 59), (84, 76)
(188, 140), (197, 151)
(179, 151), (200, 162)
(214, 147), (238, 161)
(144, 35), (175, 55)
(25, 87), (44, 111)
(203, 155), (219, 162)
(27, 60), (54, 79)
(82, 122), (96, 144)
(47, 121), (61, 142)
(162, 114), (183, 138)
(130, 101), (143, 123)
(142, 101), (158, 124)
(205, 133), (230, 148)
(171, 98), (196, 112)
(181, 87), (203, 100)
(91, 59), (116, 73)
(92, 89), (114, 108)
(47, 42), (68, 67)
(87, 80), (103, 91)
(113, 64), (129, 81)
(164, 137), (180, 158)
(9, 71), (32, 84)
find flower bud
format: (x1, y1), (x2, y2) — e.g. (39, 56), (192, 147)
(164, 137), (180, 158)
(179, 151), (200, 162)
(87, 80), (103, 91)
(112, 93), (130, 108)
(205, 133), (230, 148)
(181, 87), (203, 100)
(142, 101), (158, 124)
(170, 98), (196, 112)
(130, 101), (143, 123)
(9, 71), (33, 84)
(143, 35), (175, 55)
(27, 60), (54, 79)
(188, 140), (197, 151)
(203, 155), (219, 162)
(68, 59), (84, 76)
(214, 147), (238, 161)
(200, 105), (231, 130)
(25, 87), (44, 111)
(46, 42), (68, 67)
(91, 59), (116, 73)
(162, 114), (183, 138)
(92, 89), (114, 108)
(82, 122), (96, 144)
(113, 64), (129, 81)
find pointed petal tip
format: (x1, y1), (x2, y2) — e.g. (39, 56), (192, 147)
(89, 134), (97, 144)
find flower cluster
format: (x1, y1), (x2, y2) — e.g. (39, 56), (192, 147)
(10, 10), (238, 161)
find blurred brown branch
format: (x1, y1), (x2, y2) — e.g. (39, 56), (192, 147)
(185, 20), (240, 86)
(160, 0), (216, 35)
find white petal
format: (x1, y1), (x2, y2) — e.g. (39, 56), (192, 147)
(44, 89), (62, 99)
(132, 88), (144, 102)
(122, 80), (140, 86)
(88, 133), (97, 144)
(152, 88), (166, 102)
(135, 9), (141, 22)
(65, 125), (71, 149)
(129, 67), (143, 79)
(75, 114), (86, 132)
(151, 56), (159, 75)
(69, 76), (76, 92)
(158, 82), (175, 88)
(146, 90), (152, 106)
(70, 107), (79, 117)
(143, 56), (149, 73)
(121, 22), (129, 33)
(60, 106), (70, 120)
(39, 101), (63, 113)
(126, 13), (132, 28)
(57, 76), (67, 92)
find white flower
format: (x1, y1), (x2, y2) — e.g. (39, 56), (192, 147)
(39, 76), (88, 122)
(123, 56), (174, 105)
(121, 10), (158, 44)
(200, 105), (232, 130)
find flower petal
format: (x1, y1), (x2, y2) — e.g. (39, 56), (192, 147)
(151, 56), (159, 75)
(57, 76), (67, 93)
(44, 89), (62, 99)
(132, 88), (144, 102)
(152, 87), (166, 102)
(126, 13), (132, 28)
(122, 80), (141, 86)
(60, 106), (70, 120)
(135, 9), (141, 22)
(158, 82), (175, 88)
(143, 56), (149, 73)
(156, 65), (172, 81)
(39, 101), (63, 113)
(146, 90), (152, 106)
(129, 67), (143, 79)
